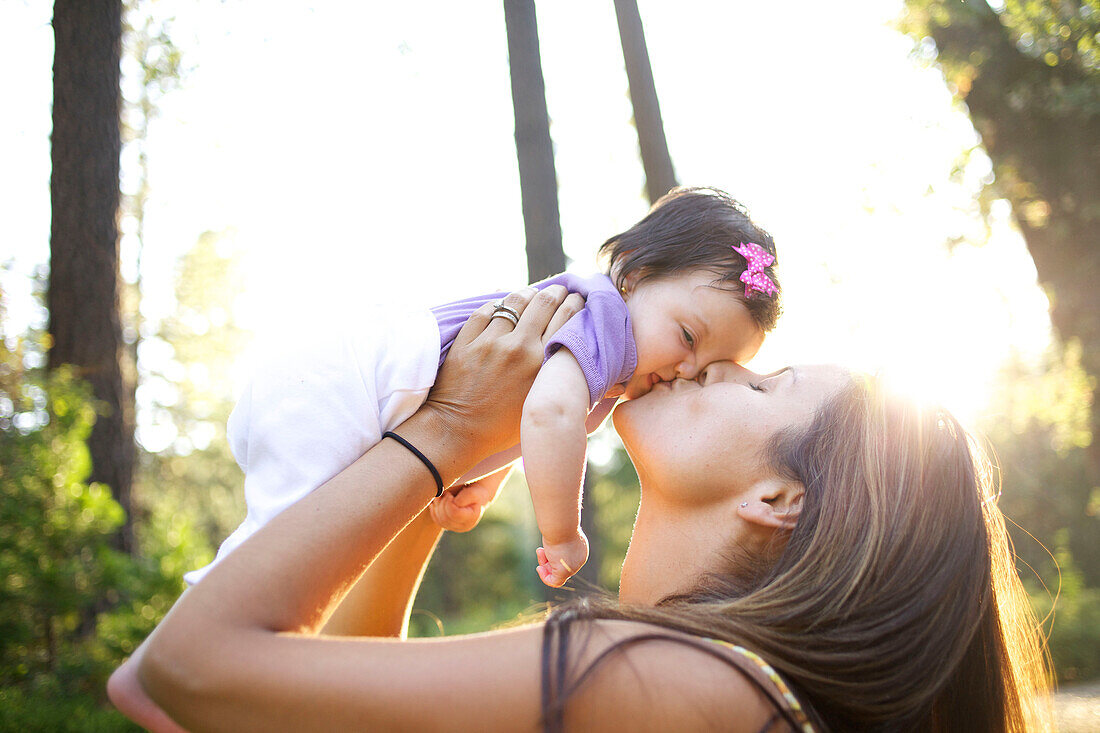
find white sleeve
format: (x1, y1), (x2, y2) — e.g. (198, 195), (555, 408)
(184, 304), (439, 585)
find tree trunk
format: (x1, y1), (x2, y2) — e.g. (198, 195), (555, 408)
(49, 0), (133, 553)
(503, 0), (565, 284)
(613, 0), (677, 204)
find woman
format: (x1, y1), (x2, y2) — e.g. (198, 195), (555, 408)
(112, 286), (1051, 731)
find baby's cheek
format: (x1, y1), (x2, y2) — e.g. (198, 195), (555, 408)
(736, 330), (766, 364)
(633, 329), (678, 375)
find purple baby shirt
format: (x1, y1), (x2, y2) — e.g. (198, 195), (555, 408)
(432, 272), (637, 407)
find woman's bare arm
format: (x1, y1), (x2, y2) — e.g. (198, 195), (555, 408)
(319, 508), (444, 638)
(109, 429), (509, 728)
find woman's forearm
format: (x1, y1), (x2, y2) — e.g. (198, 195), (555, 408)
(320, 508), (443, 638)
(138, 410), (472, 704)
(322, 462), (514, 638)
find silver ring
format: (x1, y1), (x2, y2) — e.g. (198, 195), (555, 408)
(492, 303), (520, 320)
(490, 310), (519, 327)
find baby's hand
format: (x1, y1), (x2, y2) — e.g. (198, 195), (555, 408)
(429, 478), (499, 533)
(536, 530), (589, 588)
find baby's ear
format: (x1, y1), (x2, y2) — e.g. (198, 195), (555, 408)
(737, 478), (803, 531)
(619, 270), (642, 296)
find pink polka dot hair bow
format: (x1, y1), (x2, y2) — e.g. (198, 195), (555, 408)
(732, 242), (778, 299)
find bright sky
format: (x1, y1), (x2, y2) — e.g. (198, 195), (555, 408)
(3, 0), (1052, 433)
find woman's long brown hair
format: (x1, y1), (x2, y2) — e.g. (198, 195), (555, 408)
(543, 378), (1052, 731)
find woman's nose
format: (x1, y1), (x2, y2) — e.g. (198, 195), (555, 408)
(697, 361), (759, 385)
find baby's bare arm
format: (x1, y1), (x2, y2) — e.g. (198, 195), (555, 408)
(520, 349), (591, 544)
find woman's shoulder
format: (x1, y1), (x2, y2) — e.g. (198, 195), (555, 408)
(558, 619), (804, 732)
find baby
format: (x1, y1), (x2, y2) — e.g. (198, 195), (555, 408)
(184, 187), (781, 589)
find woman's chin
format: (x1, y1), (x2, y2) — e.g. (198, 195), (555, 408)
(610, 398), (635, 441)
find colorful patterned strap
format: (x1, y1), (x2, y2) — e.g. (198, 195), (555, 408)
(707, 639), (815, 732)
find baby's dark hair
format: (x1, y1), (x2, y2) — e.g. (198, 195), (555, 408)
(599, 186), (782, 332)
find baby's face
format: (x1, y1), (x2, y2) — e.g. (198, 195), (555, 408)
(620, 270), (764, 400)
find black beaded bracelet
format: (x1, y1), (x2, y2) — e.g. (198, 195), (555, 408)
(382, 431), (444, 497)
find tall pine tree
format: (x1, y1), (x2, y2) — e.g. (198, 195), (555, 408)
(48, 0), (134, 552)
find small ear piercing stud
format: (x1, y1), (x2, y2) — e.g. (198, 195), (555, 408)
(740, 502), (748, 508)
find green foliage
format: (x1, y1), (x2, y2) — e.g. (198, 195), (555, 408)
(0, 277), (208, 722)
(997, 0), (1099, 74)
(0, 365), (114, 696)
(2, 225), (249, 720)
(901, 0), (1100, 82)
(0, 687), (138, 733)
(122, 0), (186, 109)
(984, 343), (1099, 587)
(900, 0), (1100, 229)
(0, 332), (198, 715)
(1030, 548), (1100, 683)
(995, 340), (1094, 454)
(982, 342), (1100, 681)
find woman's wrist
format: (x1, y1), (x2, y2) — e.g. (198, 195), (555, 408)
(396, 405), (483, 490)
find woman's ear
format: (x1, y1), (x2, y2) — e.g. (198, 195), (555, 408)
(737, 478), (803, 531)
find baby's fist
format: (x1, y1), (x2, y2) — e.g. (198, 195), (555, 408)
(535, 531), (589, 588)
(428, 474), (506, 533)
(429, 490), (484, 533)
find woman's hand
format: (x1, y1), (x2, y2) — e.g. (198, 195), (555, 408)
(419, 285), (584, 473)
